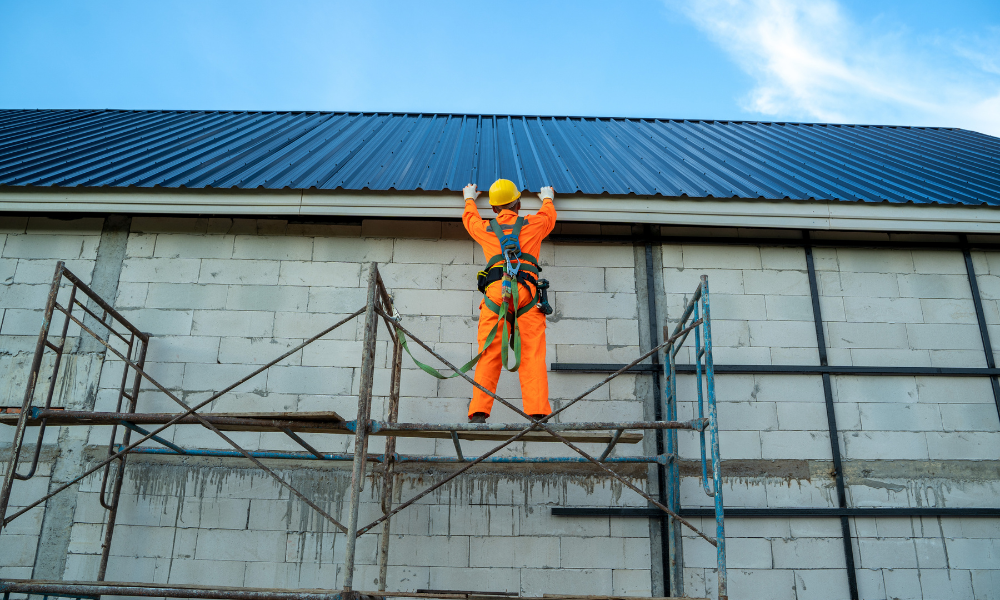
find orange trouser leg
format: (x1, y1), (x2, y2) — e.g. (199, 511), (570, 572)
(469, 282), (550, 417)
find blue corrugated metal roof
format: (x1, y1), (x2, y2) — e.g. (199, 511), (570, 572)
(1, 109), (999, 206)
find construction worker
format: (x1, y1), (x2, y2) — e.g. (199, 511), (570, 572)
(462, 180), (556, 423)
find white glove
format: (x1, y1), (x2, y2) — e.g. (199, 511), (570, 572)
(538, 186), (555, 202)
(463, 183), (480, 201)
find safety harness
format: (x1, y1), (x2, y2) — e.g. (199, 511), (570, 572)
(396, 216), (549, 380)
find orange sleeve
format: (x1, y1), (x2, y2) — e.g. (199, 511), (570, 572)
(462, 199), (490, 245)
(533, 198), (557, 236)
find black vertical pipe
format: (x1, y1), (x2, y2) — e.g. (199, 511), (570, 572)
(642, 225), (671, 594)
(960, 237), (1000, 419)
(803, 232), (860, 600)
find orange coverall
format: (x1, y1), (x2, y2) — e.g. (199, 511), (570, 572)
(463, 198), (557, 418)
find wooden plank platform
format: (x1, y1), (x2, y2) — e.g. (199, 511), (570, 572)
(0, 410), (642, 443)
(0, 580), (708, 600)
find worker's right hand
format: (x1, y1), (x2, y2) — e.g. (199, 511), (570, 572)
(538, 186), (555, 202)
(463, 183), (480, 201)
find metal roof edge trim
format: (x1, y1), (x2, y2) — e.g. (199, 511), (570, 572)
(0, 108), (965, 131)
(4, 188), (1000, 234)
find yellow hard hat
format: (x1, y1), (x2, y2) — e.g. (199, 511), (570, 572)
(489, 178), (521, 206)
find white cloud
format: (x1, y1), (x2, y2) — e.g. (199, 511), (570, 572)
(671, 0), (1000, 136)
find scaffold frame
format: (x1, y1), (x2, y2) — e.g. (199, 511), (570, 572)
(0, 261), (727, 600)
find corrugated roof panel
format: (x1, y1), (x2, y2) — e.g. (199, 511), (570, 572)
(1, 109), (999, 207)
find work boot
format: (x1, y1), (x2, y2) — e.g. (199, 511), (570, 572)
(469, 412), (487, 424)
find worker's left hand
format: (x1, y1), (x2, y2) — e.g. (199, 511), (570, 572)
(538, 186), (555, 202)
(464, 183), (480, 201)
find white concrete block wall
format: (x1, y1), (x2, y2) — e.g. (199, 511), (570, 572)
(58, 461), (652, 595)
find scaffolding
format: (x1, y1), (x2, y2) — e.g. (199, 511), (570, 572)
(0, 262), (727, 600)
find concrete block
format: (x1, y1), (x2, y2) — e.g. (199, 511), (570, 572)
(775, 402), (828, 431)
(199, 259), (279, 285)
(604, 268), (635, 293)
(168, 558), (247, 586)
(518, 507), (608, 537)
(389, 534), (470, 567)
(560, 536), (648, 570)
(273, 310), (359, 340)
(936, 348), (989, 368)
(792, 569), (850, 600)
(428, 566), (520, 594)
(760, 246), (806, 270)
(375, 262), (442, 289)
(941, 403), (1000, 431)
(216, 336), (301, 366)
(842, 431), (928, 460)
(227, 285), (308, 311)
(182, 362), (267, 393)
(117, 309), (193, 335)
(2, 234), (96, 259)
(556, 291), (637, 319)
(742, 269), (810, 296)
(603, 319), (639, 347)
(946, 538), (999, 569)
(906, 323), (983, 350)
(919, 298), (978, 324)
(665, 267), (744, 295)
(844, 297), (924, 324)
(760, 431), (830, 459)
(821, 271), (899, 298)
(610, 569), (650, 596)
(125, 233), (156, 258)
(192, 309), (274, 337)
(898, 273), (970, 299)
(313, 237), (393, 263)
(107, 524), (177, 558)
(917, 375), (995, 404)
(680, 245), (761, 270)
(266, 365), (354, 395)
(849, 348), (930, 366)
(393, 289), (474, 316)
(308, 286), (368, 313)
(835, 248), (913, 273)
(0, 258), (15, 285)
(471, 536), (559, 569)
(0, 308), (48, 335)
(859, 403), (942, 432)
(519, 567), (612, 596)
(154, 234), (235, 259)
(555, 244), (634, 268)
(12, 258), (90, 284)
(717, 401), (778, 431)
(910, 250), (965, 274)
(0, 283), (53, 309)
(915, 569), (975, 598)
(279, 261), (361, 287)
(858, 538), (919, 569)
(301, 339), (370, 368)
(115, 281), (148, 308)
(545, 318), (606, 346)
(440, 263), (482, 291)
(146, 282), (228, 309)
(771, 537), (845, 569)
(709, 293), (766, 320)
(748, 320), (817, 349)
(426, 505), (518, 537)
(233, 235), (313, 260)
(685, 536), (771, 569)
(146, 335), (221, 364)
(393, 239), (473, 265)
(926, 432), (1000, 459)
(971, 569), (1000, 600)
(121, 258), (201, 283)
(763, 295), (814, 322)
(827, 322), (908, 349)
(193, 529), (285, 562)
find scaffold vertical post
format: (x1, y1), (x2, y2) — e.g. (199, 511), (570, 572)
(342, 263), (380, 593)
(701, 275), (727, 600)
(377, 325), (403, 591)
(0, 261), (64, 529)
(664, 332), (684, 596)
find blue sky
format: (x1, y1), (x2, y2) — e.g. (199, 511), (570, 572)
(2, 0), (999, 134)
